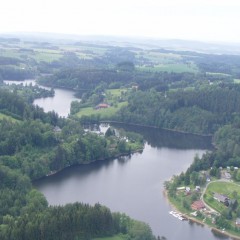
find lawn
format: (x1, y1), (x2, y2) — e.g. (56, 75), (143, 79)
(106, 88), (128, 97)
(204, 181), (240, 213)
(76, 102), (128, 119)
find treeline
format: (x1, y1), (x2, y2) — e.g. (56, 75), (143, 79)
(155, 48), (240, 77)
(0, 88), (59, 124)
(2, 83), (54, 103)
(0, 90), (137, 180)
(0, 89), (155, 239)
(192, 120), (240, 170)
(0, 56), (21, 65)
(38, 66), (204, 93)
(0, 163), (154, 240)
(114, 84), (240, 134)
(0, 66), (35, 80)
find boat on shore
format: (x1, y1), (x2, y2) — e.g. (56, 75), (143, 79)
(169, 211), (187, 221)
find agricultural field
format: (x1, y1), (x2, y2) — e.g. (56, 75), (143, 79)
(32, 51), (63, 62)
(137, 63), (198, 73)
(234, 79), (240, 84)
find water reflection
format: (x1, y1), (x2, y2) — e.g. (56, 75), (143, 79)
(35, 127), (217, 239)
(111, 123), (213, 150)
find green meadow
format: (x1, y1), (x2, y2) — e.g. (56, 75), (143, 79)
(204, 181), (240, 213)
(76, 102), (128, 119)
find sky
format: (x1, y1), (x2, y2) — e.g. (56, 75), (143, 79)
(1, 0), (240, 43)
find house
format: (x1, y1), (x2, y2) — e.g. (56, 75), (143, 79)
(185, 187), (191, 195)
(236, 218), (240, 226)
(191, 200), (205, 211)
(132, 85), (139, 90)
(95, 103), (109, 109)
(206, 177), (211, 182)
(53, 126), (61, 133)
(213, 193), (229, 206)
(195, 186), (201, 191)
(224, 172), (231, 179)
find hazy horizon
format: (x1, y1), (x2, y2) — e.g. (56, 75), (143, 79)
(1, 0), (240, 43)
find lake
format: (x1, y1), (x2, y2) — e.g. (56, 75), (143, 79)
(4, 79), (228, 239)
(34, 124), (227, 240)
(4, 79), (79, 117)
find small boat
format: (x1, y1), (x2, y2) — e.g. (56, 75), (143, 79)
(169, 211), (187, 221)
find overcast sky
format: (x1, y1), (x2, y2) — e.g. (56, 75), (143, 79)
(1, 0), (240, 43)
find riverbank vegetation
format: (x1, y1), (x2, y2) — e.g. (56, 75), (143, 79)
(165, 119), (240, 237)
(2, 82), (54, 103)
(2, 36), (240, 239)
(0, 88), (153, 240)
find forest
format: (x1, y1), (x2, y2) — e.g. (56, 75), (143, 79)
(0, 89), (154, 240)
(113, 83), (240, 134)
(2, 36), (240, 239)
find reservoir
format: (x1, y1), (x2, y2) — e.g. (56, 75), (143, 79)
(4, 79), (227, 239)
(34, 125), (224, 240)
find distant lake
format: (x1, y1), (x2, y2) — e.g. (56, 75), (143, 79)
(3, 79), (79, 117)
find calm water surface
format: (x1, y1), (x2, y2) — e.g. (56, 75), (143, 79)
(35, 125), (227, 240)
(5, 80), (227, 239)
(4, 79), (79, 117)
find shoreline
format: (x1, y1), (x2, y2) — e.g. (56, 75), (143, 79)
(101, 120), (213, 137)
(164, 188), (240, 240)
(34, 148), (143, 182)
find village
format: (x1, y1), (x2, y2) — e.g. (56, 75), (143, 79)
(167, 166), (240, 237)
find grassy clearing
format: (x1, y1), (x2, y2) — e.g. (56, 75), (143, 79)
(0, 49), (21, 58)
(206, 181), (240, 195)
(33, 51), (62, 62)
(204, 181), (240, 213)
(76, 102), (128, 119)
(138, 63), (198, 73)
(234, 79), (240, 84)
(106, 88), (128, 97)
(93, 234), (127, 240)
(145, 51), (182, 63)
(0, 113), (19, 122)
(206, 72), (231, 76)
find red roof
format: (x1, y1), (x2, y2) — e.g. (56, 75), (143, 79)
(191, 200), (205, 210)
(97, 103), (109, 108)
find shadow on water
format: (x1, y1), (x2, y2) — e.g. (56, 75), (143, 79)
(211, 229), (230, 239)
(110, 123), (213, 150)
(34, 154), (132, 186)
